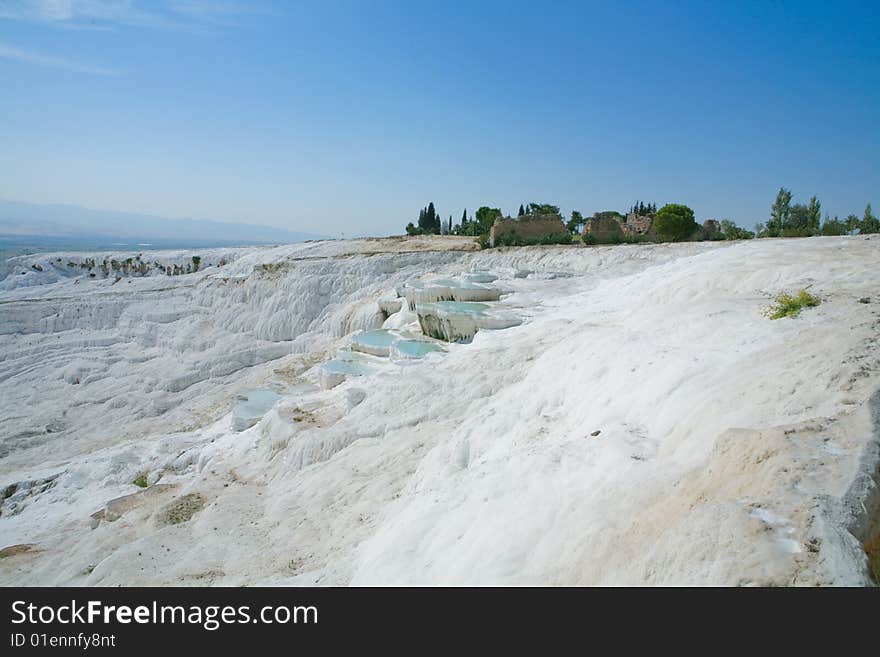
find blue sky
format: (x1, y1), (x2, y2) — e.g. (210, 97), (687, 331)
(0, 0), (878, 237)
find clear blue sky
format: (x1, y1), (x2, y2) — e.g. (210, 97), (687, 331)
(1, 0), (878, 236)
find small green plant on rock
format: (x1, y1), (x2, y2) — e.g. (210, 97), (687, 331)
(132, 473), (148, 488)
(158, 493), (206, 525)
(766, 289), (821, 319)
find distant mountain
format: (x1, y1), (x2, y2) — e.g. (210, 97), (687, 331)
(0, 199), (328, 245)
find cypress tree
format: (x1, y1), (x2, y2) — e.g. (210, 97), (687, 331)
(421, 202), (438, 234)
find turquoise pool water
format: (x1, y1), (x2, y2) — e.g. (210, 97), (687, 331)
(352, 329), (396, 349)
(322, 359), (375, 376)
(427, 301), (490, 314)
(392, 339), (445, 358)
(232, 389), (281, 425)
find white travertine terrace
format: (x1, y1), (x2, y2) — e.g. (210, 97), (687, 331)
(0, 235), (878, 586)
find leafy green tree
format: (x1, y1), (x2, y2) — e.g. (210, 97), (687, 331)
(806, 196), (821, 235)
(720, 220), (754, 240)
(566, 210), (584, 234)
(787, 203), (809, 234)
(457, 211), (482, 236)
(861, 203), (879, 234)
(405, 222), (420, 235)
(654, 203), (698, 241)
(769, 187), (793, 236)
(518, 204), (525, 216)
(845, 214), (860, 233)
(475, 206), (502, 233)
(527, 203), (561, 216)
(820, 215), (847, 236)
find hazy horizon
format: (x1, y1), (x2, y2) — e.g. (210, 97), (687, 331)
(1, 1), (878, 236)
(0, 197), (330, 241)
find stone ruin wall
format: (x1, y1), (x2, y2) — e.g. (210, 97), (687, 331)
(584, 216), (625, 241)
(623, 212), (655, 237)
(585, 212), (656, 241)
(489, 214), (568, 247)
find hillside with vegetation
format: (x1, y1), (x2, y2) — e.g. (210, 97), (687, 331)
(402, 190), (878, 248)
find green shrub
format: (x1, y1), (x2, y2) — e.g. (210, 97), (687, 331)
(582, 233), (596, 245)
(766, 289), (821, 319)
(820, 218), (847, 236)
(132, 473), (148, 488)
(720, 220), (755, 240)
(158, 493), (206, 525)
(493, 231), (572, 247)
(539, 232), (572, 245)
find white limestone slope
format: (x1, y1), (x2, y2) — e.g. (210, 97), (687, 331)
(0, 235), (878, 586)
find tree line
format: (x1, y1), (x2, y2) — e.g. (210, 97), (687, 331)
(756, 188), (877, 237)
(629, 201), (657, 216)
(402, 189), (876, 244)
(406, 203), (560, 237)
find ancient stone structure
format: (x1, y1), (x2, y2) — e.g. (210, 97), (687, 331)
(584, 215), (625, 242)
(489, 214), (568, 247)
(584, 212), (655, 242)
(623, 212), (655, 238)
